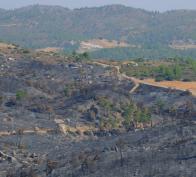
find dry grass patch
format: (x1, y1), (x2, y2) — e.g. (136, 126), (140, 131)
(142, 79), (196, 96)
(36, 47), (61, 53)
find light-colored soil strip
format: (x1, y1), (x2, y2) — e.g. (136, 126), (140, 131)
(93, 61), (196, 96)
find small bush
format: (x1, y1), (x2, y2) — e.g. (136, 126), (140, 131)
(16, 90), (27, 100)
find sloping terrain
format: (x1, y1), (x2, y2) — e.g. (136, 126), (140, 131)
(0, 45), (195, 176)
(78, 39), (131, 53)
(0, 5), (152, 48)
(94, 60), (196, 96)
(140, 79), (196, 96)
(0, 5), (196, 59)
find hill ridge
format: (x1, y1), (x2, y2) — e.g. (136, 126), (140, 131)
(0, 4), (196, 59)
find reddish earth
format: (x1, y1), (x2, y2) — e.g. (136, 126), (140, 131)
(36, 47), (61, 53)
(93, 61), (196, 96)
(142, 79), (196, 96)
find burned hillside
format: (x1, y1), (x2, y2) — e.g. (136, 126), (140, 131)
(0, 47), (195, 177)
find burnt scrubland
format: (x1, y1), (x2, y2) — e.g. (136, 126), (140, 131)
(0, 45), (195, 177)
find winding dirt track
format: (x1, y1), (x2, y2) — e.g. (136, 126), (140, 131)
(0, 61), (195, 137)
(93, 61), (196, 96)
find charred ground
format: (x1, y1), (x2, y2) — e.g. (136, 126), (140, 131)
(0, 45), (195, 177)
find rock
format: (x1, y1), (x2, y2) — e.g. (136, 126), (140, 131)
(7, 155), (17, 163)
(12, 150), (16, 157)
(30, 153), (38, 158)
(0, 151), (5, 158)
(0, 151), (18, 163)
(54, 118), (64, 124)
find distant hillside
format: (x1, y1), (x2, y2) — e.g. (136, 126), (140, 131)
(0, 5), (196, 59)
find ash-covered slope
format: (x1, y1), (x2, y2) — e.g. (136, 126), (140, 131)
(0, 46), (195, 176)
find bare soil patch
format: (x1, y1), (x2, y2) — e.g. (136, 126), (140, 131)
(142, 79), (196, 96)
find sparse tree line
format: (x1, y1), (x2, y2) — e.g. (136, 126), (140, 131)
(68, 51), (90, 62)
(121, 57), (196, 81)
(91, 97), (152, 131)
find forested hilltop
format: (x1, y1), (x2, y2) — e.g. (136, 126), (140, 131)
(1, 5), (196, 59)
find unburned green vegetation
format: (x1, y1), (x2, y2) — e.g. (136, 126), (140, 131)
(120, 58), (196, 81)
(96, 96), (152, 130)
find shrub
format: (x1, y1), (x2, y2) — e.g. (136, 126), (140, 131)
(16, 90), (27, 100)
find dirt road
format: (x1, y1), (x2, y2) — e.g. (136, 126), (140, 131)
(93, 61), (196, 96)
